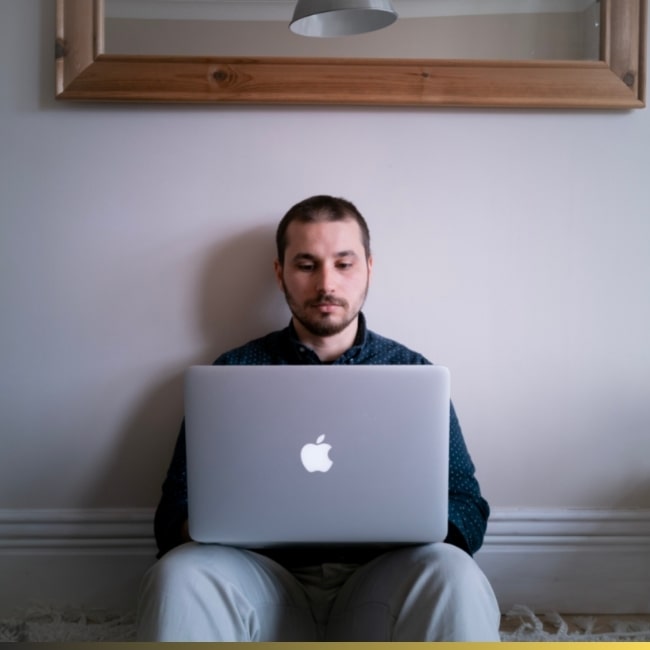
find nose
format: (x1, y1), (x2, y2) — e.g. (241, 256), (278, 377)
(315, 263), (336, 295)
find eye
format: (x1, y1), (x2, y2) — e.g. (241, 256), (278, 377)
(336, 261), (354, 270)
(296, 263), (315, 272)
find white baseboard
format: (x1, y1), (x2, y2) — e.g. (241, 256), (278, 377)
(0, 508), (157, 617)
(477, 508), (650, 614)
(1, 508), (649, 617)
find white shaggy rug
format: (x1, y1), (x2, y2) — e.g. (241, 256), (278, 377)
(500, 605), (650, 642)
(1, 605), (650, 642)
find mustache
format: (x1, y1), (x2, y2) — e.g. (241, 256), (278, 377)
(309, 295), (347, 307)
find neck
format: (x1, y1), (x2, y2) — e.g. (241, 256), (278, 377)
(293, 317), (359, 363)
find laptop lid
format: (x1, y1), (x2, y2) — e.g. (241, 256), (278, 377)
(184, 364), (450, 548)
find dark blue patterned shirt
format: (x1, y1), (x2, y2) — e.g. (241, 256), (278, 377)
(154, 313), (490, 562)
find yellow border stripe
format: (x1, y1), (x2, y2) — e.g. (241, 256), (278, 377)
(22, 641), (650, 650)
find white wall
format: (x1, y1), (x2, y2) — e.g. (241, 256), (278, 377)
(2, 1), (649, 517)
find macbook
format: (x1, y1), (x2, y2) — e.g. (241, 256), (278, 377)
(184, 364), (450, 548)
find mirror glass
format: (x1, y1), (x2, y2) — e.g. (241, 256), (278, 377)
(104, 0), (601, 60)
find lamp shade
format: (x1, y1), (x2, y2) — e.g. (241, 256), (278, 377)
(290, 0), (398, 37)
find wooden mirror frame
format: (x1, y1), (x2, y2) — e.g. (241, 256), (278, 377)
(56, 0), (646, 108)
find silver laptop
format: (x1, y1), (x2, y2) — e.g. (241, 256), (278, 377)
(184, 364), (450, 548)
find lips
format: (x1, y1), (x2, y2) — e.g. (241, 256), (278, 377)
(310, 302), (346, 314)
(314, 304), (339, 314)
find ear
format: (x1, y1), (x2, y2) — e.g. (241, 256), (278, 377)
(273, 259), (284, 290)
(367, 254), (374, 282)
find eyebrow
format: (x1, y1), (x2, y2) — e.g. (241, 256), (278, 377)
(291, 250), (359, 263)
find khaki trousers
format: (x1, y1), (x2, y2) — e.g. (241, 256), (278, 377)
(136, 541), (501, 641)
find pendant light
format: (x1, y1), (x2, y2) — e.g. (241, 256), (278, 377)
(290, 0), (398, 37)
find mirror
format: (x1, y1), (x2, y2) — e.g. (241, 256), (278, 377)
(56, 0), (646, 108)
(103, 0), (601, 60)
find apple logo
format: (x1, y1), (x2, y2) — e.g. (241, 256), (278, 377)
(300, 434), (333, 473)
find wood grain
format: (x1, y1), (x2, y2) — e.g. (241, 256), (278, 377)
(55, 0), (646, 109)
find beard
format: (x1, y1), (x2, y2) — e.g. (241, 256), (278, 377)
(281, 281), (369, 338)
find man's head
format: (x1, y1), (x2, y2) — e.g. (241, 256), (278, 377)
(275, 195), (371, 265)
(274, 195), (373, 340)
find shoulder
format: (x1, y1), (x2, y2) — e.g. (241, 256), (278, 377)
(213, 329), (285, 365)
(362, 329), (431, 365)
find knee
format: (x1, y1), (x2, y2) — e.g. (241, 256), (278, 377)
(404, 543), (493, 595)
(425, 542), (479, 572)
(141, 543), (240, 596)
(140, 544), (199, 597)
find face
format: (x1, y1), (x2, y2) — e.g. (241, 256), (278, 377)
(275, 218), (373, 339)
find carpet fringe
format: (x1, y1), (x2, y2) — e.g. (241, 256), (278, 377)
(502, 604), (650, 642)
(0, 606), (136, 642)
(2, 604), (650, 642)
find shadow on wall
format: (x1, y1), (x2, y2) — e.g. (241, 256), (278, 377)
(88, 224), (287, 509)
(197, 223), (286, 356)
(615, 483), (650, 509)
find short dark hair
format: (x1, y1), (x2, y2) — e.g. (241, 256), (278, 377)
(275, 195), (371, 265)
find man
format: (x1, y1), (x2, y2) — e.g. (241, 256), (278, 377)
(137, 195), (500, 641)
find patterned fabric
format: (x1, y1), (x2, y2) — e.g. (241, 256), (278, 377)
(153, 313), (490, 561)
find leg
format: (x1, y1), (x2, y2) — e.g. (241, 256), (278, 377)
(325, 543), (501, 641)
(136, 543), (318, 641)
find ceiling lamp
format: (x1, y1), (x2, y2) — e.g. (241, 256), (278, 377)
(290, 0), (398, 37)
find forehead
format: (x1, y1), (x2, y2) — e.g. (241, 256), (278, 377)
(284, 218), (365, 255)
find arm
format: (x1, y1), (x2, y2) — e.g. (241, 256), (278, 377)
(151, 349), (251, 557)
(444, 402), (490, 556)
(153, 420), (191, 558)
